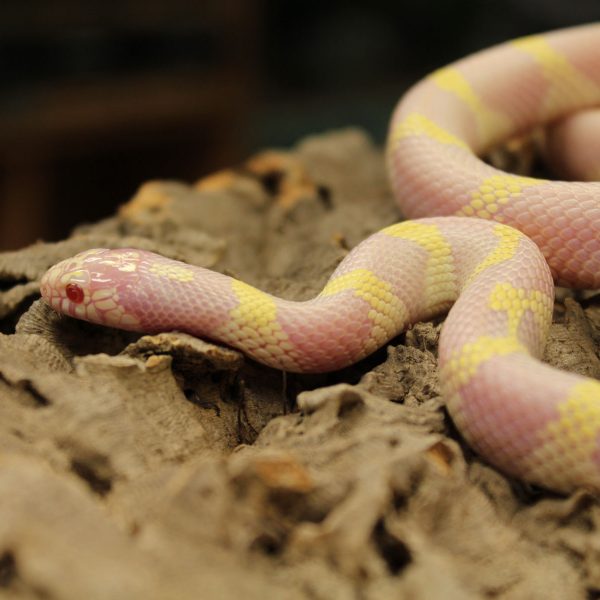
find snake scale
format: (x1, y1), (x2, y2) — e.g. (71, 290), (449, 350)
(41, 23), (600, 494)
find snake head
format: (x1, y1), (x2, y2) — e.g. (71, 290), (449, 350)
(40, 248), (143, 330)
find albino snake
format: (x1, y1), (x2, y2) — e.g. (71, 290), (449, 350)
(41, 23), (600, 494)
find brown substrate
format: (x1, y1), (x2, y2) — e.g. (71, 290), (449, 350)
(1, 129), (600, 600)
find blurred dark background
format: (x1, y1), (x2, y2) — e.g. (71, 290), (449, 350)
(0, 0), (598, 249)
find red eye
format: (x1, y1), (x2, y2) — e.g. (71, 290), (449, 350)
(66, 283), (84, 304)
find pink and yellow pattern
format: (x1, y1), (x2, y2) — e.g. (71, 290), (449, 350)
(388, 23), (600, 288)
(41, 24), (600, 494)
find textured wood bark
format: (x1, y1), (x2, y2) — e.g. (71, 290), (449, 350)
(0, 129), (598, 599)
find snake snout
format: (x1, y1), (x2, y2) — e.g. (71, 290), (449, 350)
(41, 248), (143, 331)
(39, 257), (90, 317)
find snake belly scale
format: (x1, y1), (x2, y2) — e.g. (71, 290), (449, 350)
(41, 23), (600, 494)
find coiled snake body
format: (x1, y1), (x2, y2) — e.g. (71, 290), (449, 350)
(41, 24), (600, 494)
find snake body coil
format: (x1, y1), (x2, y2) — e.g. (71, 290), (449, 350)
(41, 23), (600, 494)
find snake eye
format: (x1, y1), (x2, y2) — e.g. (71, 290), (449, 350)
(66, 283), (84, 304)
